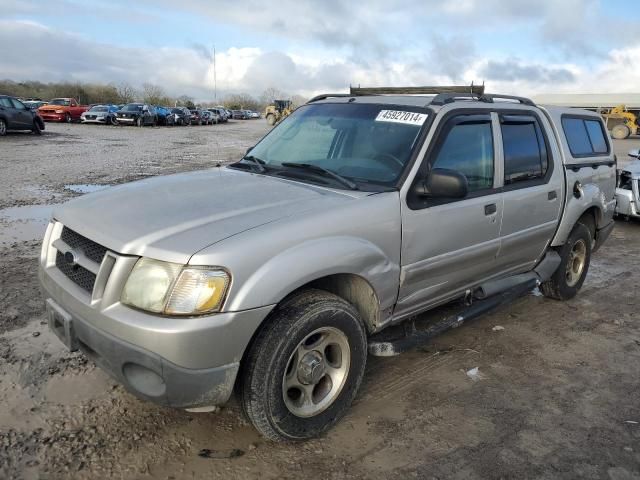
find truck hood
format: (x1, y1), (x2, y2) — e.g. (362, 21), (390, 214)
(54, 168), (366, 264)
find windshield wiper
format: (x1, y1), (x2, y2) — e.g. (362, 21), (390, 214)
(239, 155), (266, 173)
(280, 162), (358, 190)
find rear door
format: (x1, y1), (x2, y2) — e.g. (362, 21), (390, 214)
(397, 112), (503, 315)
(9, 98), (32, 128)
(494, 111), (564, 273)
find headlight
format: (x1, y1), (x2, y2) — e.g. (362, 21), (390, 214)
(55, 110), (64, 113)
(121, 258), (230, 315)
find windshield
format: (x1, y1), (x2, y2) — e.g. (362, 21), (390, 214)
(123, 104), (143, 112)
(244, 103), (428, 187)
(171, 108), (183, 114)
(90, 106), (108, 112)
(50, 99), (70, 106)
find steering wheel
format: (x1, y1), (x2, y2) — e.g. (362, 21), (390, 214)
(372, 152), (404, 170)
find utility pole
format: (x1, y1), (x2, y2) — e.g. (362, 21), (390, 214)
(212, 45), (217, 103)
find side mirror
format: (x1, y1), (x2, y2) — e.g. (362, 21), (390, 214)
(628, 149), (640, 159)
(414, 168), (468, 199)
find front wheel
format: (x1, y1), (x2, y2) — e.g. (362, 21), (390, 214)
(541, 223), (592, 300)
(0, 118), (7, 136)
(32, 119), (42, 135)
(240, 289), (367, 441)
(611, 124), (631, 140)
(136, 116), (143, 127)
(65, 113), (71, 123)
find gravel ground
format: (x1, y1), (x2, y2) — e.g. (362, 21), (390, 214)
(1, 123), (640, 479)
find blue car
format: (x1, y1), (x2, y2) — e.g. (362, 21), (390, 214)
(154, 106), (175, 126)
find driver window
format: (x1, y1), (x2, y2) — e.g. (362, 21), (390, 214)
(432, 119), (494, 192)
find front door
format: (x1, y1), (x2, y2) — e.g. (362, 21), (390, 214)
(397, 112), (503, 316)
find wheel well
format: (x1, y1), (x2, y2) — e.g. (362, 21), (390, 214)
(578, 207), (599, 240)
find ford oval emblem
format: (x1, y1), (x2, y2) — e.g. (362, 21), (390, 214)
(64, 250), (78, 267)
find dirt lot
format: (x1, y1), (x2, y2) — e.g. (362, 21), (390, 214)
(1, 122), (639, 480)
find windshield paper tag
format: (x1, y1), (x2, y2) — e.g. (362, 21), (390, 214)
(375, 110), (427, 125)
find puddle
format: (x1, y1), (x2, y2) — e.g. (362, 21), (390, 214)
(0, 204), (58, 245)
(64, 184), (111, 194)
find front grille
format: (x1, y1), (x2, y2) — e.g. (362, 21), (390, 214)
(61, 227), (107, 264)
(55, 251), (97, 293)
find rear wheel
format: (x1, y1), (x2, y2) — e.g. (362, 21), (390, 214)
(240, 289), (367, 441)
(0, 118), (6, 136)
(611, 124), (631, 140)
(541, 223), (592, 300)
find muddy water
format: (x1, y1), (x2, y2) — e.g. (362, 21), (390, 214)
(0, 184), (110, 246)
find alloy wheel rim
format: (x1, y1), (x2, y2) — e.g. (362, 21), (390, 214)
(282, 326), (351, 418)
(566, 239), (587, 287)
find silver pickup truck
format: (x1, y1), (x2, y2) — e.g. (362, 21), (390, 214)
(39, 88), (616, 441)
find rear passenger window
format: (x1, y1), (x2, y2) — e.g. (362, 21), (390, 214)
(500, 116), (548, 185)
(562, 117), (609, 156)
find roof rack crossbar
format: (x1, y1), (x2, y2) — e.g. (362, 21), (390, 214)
(307, 93), (354, 103)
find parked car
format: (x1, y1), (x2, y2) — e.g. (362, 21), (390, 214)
(171, 107), (191, 126)
(200, 110), (214, 125)
(231, 109), (244, 119)
(39, 89), (616, 441)
(250, 111), (260, 119)
(154, 106), (175, 126)
(0, 94), (45, 135)
(189, 109), (205, 125)
(80, 104), (119, 125)
(615, 149), (640, 219)
(23, 100), (48, 110)
(38, 98), (89, 122)
(116, 103), (156, 127)
(212, 107), (229, 122)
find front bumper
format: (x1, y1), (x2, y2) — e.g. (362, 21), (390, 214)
(81, 117), (109, 124)
(39, 243), (274, 408)
(116, 117), (137, 123)
(40, 113), (65, 122)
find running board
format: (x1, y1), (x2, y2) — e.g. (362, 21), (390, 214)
(368, 278), (538, 357)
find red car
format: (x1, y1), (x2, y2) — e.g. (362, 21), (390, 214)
(38, 98), (89, 122)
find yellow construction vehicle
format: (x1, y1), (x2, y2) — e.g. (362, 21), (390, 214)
(264, 99), (293, 126)
(601, 105), (639, 139)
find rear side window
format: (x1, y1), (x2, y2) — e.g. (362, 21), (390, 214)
(562, 116), (609, 156)
(500, 116), (548, 185)
(432, 117), (494, 192)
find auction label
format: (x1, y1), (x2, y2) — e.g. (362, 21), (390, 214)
(375, 110), (428, 125)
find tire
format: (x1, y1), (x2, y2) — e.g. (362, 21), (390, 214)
(65, 113), (72, 123)
(266, 114), (276, 126)
(136, 116), (143, 127)
(611, 124), (631, 140)
(0, 118), (6, 136)
(541, 223), (592, 300)
(240, 289), (367, 441)
(32, 119), (41, 135)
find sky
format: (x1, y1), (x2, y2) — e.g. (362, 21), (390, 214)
(1, 0), (639, 102)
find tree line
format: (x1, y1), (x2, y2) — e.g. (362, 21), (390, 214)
(0, 80), (307, 111)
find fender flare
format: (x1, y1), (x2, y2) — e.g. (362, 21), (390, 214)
(225, 236), (399, 319)
(551, 183), (608, 246)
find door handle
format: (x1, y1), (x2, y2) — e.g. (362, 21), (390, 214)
(484, 203), (497, 215)
(548, 190), (557, 200)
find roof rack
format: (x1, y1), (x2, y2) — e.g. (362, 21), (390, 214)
(348, 84), (485, 96)
(431, 93), (535, 107)
(307, 84), (484, 104)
